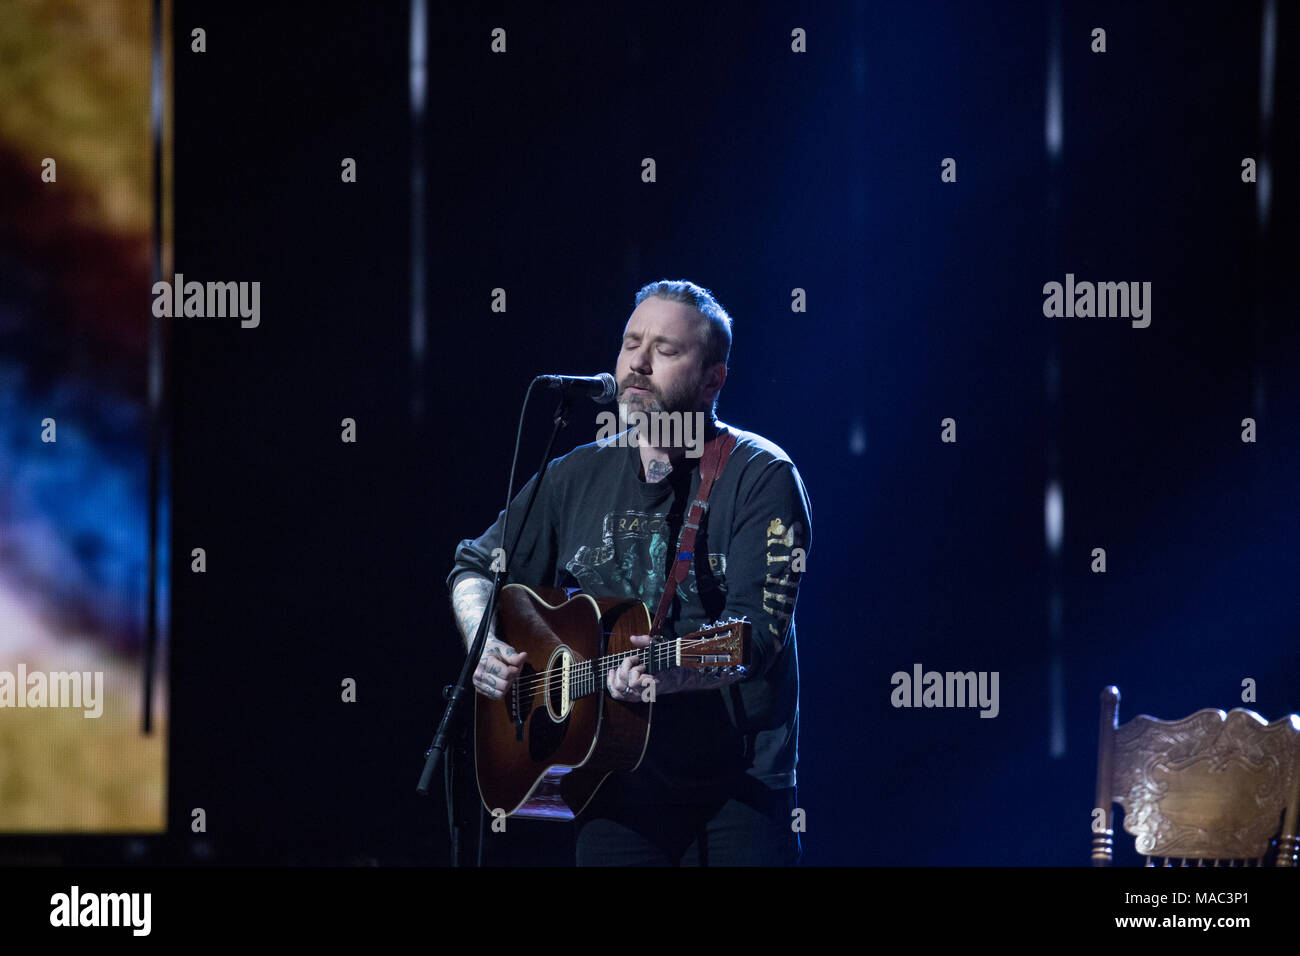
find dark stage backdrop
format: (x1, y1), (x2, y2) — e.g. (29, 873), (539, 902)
(155, 0), (1300, 865)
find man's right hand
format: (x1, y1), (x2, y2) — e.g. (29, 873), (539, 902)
(472, 637), (527, 700)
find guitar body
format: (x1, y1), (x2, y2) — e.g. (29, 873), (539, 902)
(475, 584), (653, 820)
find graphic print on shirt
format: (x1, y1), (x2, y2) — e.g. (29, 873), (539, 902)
(564, 510), (727, 610)
(763, 517), (805, 647)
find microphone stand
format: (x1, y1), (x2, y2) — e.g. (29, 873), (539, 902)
(416, 379), (579, 866)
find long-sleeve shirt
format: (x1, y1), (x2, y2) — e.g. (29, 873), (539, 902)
(447, 421), (811, 802)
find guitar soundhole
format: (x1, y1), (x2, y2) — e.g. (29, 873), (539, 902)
(544, 646), (574, 722)
(547, 663), (564, 718)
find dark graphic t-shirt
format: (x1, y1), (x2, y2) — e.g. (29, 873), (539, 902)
(446, 421), (811, 802)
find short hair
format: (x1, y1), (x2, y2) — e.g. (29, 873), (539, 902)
(633, 279), (733, 372)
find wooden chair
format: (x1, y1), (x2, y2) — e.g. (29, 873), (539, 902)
(1092, 685), (1300, 866)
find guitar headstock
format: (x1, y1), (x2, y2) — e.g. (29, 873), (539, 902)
(676, 617), (751, 678)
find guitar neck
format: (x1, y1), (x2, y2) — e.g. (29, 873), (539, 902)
(568, 638), (680, 700)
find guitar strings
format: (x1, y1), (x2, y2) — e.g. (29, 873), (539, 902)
(507, 637), (716, 696)
(501, 636), (729, 697)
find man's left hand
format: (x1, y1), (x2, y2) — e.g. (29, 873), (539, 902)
(607, 634), (654, 701)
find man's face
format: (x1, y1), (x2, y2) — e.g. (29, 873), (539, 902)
(615, 297), (721, 419)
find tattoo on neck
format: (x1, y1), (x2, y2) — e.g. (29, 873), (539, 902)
(645, 459), (673, 483)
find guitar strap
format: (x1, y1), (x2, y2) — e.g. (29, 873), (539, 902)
(649, 425), (738, 637)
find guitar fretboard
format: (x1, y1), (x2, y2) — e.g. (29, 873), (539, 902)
(568, 638), (680, 700)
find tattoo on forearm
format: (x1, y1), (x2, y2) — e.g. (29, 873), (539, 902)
(451, 576), (495, 651)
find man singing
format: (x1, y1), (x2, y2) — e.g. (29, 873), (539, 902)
(447, 279), (811, 866)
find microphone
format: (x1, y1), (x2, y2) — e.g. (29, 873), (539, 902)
(536, 372), (618, 404)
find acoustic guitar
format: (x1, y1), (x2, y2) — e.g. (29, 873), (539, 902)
(475, 583), (751, 820)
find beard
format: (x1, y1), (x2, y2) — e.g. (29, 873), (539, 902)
(616, 372), (700, 424)
(615, 369), (715, 457)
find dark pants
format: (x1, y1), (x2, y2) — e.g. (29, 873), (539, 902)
(574, 782), (801, 866)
